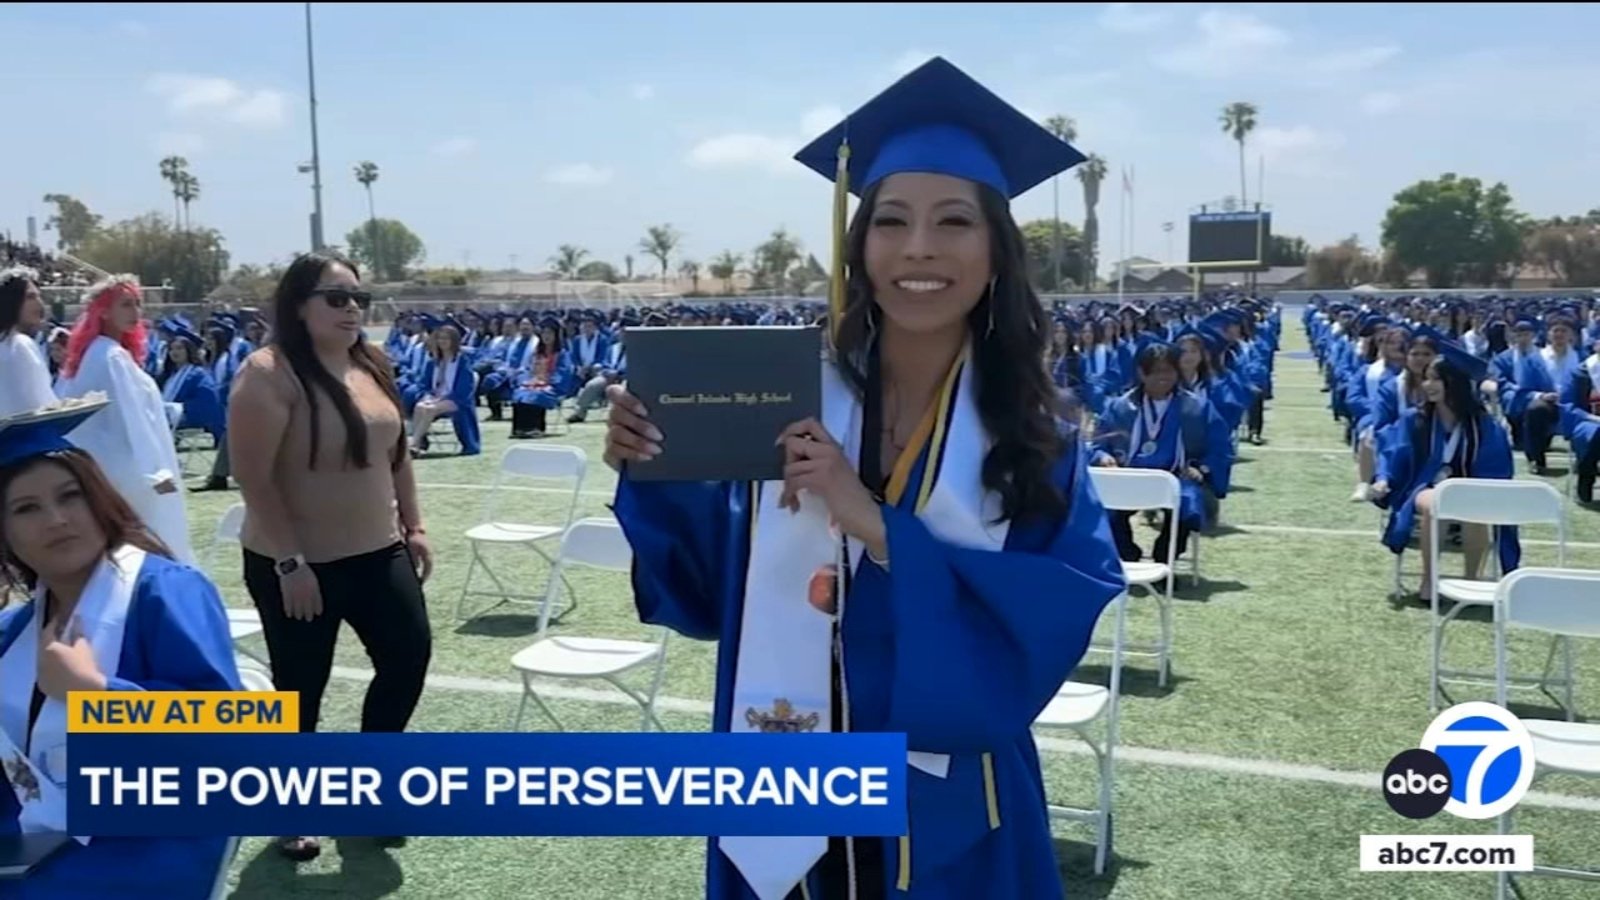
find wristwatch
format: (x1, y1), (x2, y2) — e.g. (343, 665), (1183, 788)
(275, 554), (307, 577)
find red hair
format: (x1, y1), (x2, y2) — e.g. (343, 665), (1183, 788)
(63, 278), (148, 379)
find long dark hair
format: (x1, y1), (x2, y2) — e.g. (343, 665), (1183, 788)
(0, 274), (33, 338)
(270, 251), (404, 470)
(0, 451), (172, 599)
(1176, 335), (1213, 384)
(1129, 343), (1180, 404)
(1412, 357), (1484, 469)
(832, 181), (1066, 524)
(159, 336), (199, 385)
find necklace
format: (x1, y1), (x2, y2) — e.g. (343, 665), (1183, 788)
(881, 382), (918, 457)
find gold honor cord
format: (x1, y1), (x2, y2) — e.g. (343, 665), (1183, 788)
(829, 138), (850, 346)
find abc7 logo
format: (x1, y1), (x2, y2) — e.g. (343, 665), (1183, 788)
(1383, 701), (1536, 820)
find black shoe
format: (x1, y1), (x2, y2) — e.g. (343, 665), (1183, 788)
(190, 477), (229, 493)
(566, 413), (585, 424)
(1579, 468), (1596, 504)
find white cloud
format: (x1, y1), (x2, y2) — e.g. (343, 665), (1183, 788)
(686, 134), (794, 175)
(544, 163), (615, 186)
(431, 137), (479, 157)
(1252, 125), (1347, 177)
(152, 132), (207, 157)
(145, 74), (288, 129)
(1305, 45), (1401, 75)
(630, 83), (656, 101)
(1359, 91), (1405, 116)
(1155, 10), (1288, 78)
(799, 105), (843, 138)
(1099, 2), (1171, 34)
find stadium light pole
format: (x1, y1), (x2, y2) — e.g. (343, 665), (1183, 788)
(305, 2), (326, 251)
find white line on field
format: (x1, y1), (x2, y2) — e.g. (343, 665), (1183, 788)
(324, 666), (1600, 813)
(419, 480), (616, 499)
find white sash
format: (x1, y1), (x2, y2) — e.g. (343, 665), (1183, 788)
(1129, 395), (1185, 471)
(720, 352), (1008, 900)
(1583, 354), (1600, 390)
(433, 355), (458, 397)
(1395, 371), (1412, 411)
(0, 544), (144, 840)
(1542, 346), (1579, 388)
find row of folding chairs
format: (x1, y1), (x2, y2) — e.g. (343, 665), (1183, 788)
(1033, 467), (1206, 876)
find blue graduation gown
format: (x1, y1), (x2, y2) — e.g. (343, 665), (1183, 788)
(0, 555), (242, 900)
(417, 354), (482, 456)
(482, 336), (535, 401)
(612, 432), (1126, 899)
(161, 364), (225, 436)
(1348, 363), (1401, 437)
(1183, 375), (1245, 439)
(511, 351), (575, 409)
(1375, 409), (1520, 574)
(1559, 368), (1599, 466)
(1090, 391), (1234, 529)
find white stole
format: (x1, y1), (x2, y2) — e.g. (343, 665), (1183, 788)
(433, 355), (459, 397)
(720, 351), (1009, 900)
(1585, 354), (1600, 391)
(1541, 346), (1579, 388)
(0, 544), (144, 840)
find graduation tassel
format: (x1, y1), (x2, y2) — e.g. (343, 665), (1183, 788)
(829, 137), (850, 347)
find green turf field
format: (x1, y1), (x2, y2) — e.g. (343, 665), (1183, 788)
(193, 323), (1600, 899)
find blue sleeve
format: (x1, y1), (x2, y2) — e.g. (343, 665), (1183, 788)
(1089, 399), (1132, 465)
(613, 474), (746, 641)
(1375, 412), (1418, 503)
(450, 361), (476, 406)
(107, 564), (243, 693)
(1198, 399), (1235, 497)
(875, 438), (1126, 753)
(1373, 379), (1400, 431)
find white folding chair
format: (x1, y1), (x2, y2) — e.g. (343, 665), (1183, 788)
(208, 503), (267, 667)
(1494, 567), (1600, 899)
(423, 373), (479, 455)
(456, 444), (588, 622)
(1428, 478), (1573, 714)
(1034, 590), (1128, 876)
(1088, 468), (1180, 686)
(509, 518), (669, 732)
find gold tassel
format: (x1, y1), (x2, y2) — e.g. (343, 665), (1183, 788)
(829, 137), (850, 346)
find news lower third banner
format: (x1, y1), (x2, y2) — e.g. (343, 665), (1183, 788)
(64, 692), (907, 839)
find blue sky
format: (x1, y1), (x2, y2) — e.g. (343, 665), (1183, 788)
(4, 2), (1599, 278)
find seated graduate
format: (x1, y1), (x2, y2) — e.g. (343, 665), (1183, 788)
(1559, 348), (1600, 503)
(0, 399), (242, 898)
(156, 326), (224, 436)
(604, 58), (1126, 900)
(566, 312), (610, 386)
(509, 318), (572, 439)
(408, 323), (480, 457)
(567, 315), (634, 424)
(1371, 354), (1518, 602)
(1494, 316), (1568, 473)
(1367, 333), (1438, 452)
(479, 314), (537, 422)
(1344, 323), (1411, 501)
(1090, 343), (1233, 564)
(1175, 325), (1245, 436)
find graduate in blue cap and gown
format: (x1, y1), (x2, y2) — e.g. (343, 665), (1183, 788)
(1560, 343), (1600, 502)
(408, 323), (480, 457)
(1174, 325), (1245, 436)
(480, 314), (538, 421)
(1371, 352), (1519, 601)
(1496, 316), (1574, 473)
(1089, 343), (1233, 563)
(509, 317), (573, 438)
(604, 57), (1126, 900)
(156, 325), (224, 436)
(0, 398), (242, 898)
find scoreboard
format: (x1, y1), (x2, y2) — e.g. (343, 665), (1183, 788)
(1188, 212), (1271, 271)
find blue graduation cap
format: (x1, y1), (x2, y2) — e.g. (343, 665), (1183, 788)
(0, 398), (111, 470)
(170, 324), (204, 347)
(1436, 339), (1489, 381)
(794, 56), (1086, 336)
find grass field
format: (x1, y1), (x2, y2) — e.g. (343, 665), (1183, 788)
(190, 322), (1600, 899)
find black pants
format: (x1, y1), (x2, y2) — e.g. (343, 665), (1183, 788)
(511, 403), (547, 435)
(243, 542), (432, 733)
(1248, 392), (1266, 437)
(1520, 401), (1560, 466)
(1109, 509), (1193, 563)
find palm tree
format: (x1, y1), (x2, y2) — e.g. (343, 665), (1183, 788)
(678, 259), (701, 294)
(1075, 154), (1107, 290)
(159, 156), (188, 227)
(1219, 102), (1258, 207)
(639, 224), (682, 286)
(354, 161), (381, 279)
(1043, 115), (1077, 291)
(709, 250), (742, 295)
(175, 172), (200, 231)
(550, 244), (588, 278)
(624, 255), (635, 280)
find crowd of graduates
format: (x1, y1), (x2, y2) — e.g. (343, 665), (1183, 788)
(1045, 295), (1281, 565)
(1307, 293), (1600, 600)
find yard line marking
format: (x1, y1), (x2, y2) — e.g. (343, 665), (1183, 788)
(323, 666), (1600, 813)
(418, 480), (617, 499)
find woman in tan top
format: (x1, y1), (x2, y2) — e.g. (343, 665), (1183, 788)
(229, 251), (433, 862)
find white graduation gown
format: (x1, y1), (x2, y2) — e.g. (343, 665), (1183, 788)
(54, 337), (195, 564)
(0, 330), (57, 418)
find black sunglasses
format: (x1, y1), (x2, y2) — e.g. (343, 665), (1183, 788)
(315, 287), (373, 310)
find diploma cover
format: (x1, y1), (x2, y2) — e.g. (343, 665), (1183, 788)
(623, 325), (822, 481)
